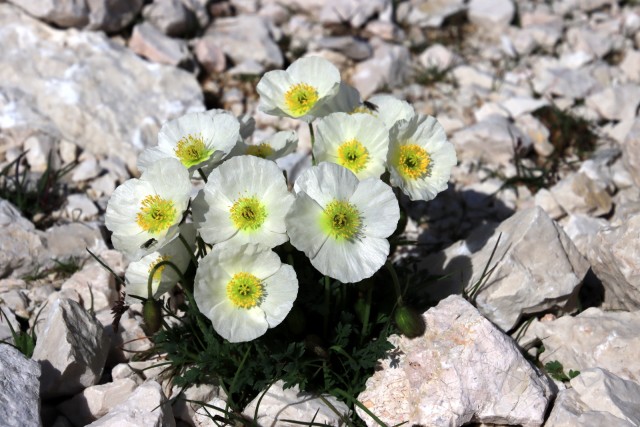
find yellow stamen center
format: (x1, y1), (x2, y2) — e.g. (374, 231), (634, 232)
(246, 143), (274, 159)
(396, 144), (431, 180)
(284, 83), (319, 117)
(148, 255), (171, 282)
(136, 195), (177, 234)
(227, 272), (263, 309)
(321, 200), (362, 240)
(230, 196), (267, 231)
(174, 134), (213, 168)
(337, 139), (369, 173)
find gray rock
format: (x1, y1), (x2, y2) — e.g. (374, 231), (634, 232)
(562, 214), (607, 257)
(129, 22), (192, 67)
(351, 38), (411, 98)
(62, 194), (99, 221)
(85, 0), (143, 33)
(172, 383), (226, 426)
(586, 84), (640, 121)
(142, 0), (197, 37)
(357, 296), (553, 426)
(194, 36), (227, 74)
(624, 118), (640, 188)
(401, 0), (465, 28)
(468, 0), (515, 30)
(546, 368), (640, 427)
(0, 3), (203, 167)
(87, 381), (175, 427)
(319, 0), (391, 28)
(71, 154), (101, 182)
(566, 26), (613, 60)
(205, 15), (283, 69)
(452, 115), (531, 166)
(533, 64), (600, 100)
(417, 43), (459, 72)
(587, 206), (640, 310)
(0, 213), (46, 279)
(0, 345), (42, 427)
(533, 309), (640, 382)
(6, 0), (88, 27)
(32, 298), (110, 398)
(620, 49), (640, 82)
(0, 306), (20, 344)
(57, 378), (138, 426)
(181, 0), (210, 28)
(244, 380), (349, 427)
(315, 36), (373, 61)
(42, 222), (107, 263)
(549, 172), (612, 217)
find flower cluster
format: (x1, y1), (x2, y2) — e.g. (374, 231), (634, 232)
(105, 55), (456, 343)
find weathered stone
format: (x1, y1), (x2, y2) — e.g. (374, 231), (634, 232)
(401, 0), (465, 28)
(549, 172), (612, 217)
(587, 206), (640, 310)
(315, 36), (373, 61)
(319, 0), (390, 28)
(87, 381), (175, 427)
(142, 0), (197, 37)
(533, 309), (640, 382)
(0, 345), (42, 427)
(468, 0), (514, 30)
(357, 296), (553, 426)
(129, 22), (192, 67)
(562, 214), (607, 257)
(32, 298), (110, 398)
(62, 194), (99, 221)
(59, 253), (121, 313)
(566, 26), (613, 60)
(351, 38), (410, 99)
(194, 36), (227, 74)
(43, 223), (107, 262)
(417, 43), (459, 72)
(620, 49), (640, 82)
(205, 15), (283, 69)
(71, 154), (101, 182)
(586, 84), (640, 121)
(172, 383), (225, 426)
(623, 118), (640, 188)
(6, 0), (88, 27)
(85, 0), (143, 33)
(244, 380), (349, 427)
(0, 3), (203, 167)
(57, 378), (138, 426)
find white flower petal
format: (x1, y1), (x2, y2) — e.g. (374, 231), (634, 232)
(257, 70), (294, 114)
(285, 192), (328, 260)
(311, 236), (390, 283)
(368, 94), (415, 129)
(261, 264), (298, 327)
(350, 179), (399, 238)
(293, 162), (358, 206)
(287, 56), (340, 98)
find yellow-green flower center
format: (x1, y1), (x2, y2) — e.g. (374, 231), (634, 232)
(230, 196), (267, 231)
(396, 144), (431, 180)
(174, 134), (213, 168)
(284, 83), (319, 117)
(227, 272), (263, 309)
(246, 143), (274, 159)
(321, 200), (362, 240)
(136, 195), (177, 234)
(337, 139), (369, 173)
(148, 255), (171, 282)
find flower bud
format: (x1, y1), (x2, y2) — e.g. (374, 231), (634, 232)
(394, 305), (425, 338)
(143, 298), (163, 334)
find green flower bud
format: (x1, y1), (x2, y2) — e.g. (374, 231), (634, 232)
(143, 298), (163, 334)
(394, 305), (425, 338)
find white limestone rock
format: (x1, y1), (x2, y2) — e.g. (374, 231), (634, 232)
(32, 298), (110, 398)
(319, 0), (390, 28)
(205, 15), (283, 69)
(623, 118), (640, 188)
(0, 344), (42, 427)
(468, 0), (515, 30)
(401, 0), (465, 28)
(6, 0), (88, 27)
(87, 381), (175, 427)
(546, 368), (640, 426)
(351, 38), (411, 99)
(129, 22), (192, 67)
(549, 172), (612, 217)
(0, 3), (203, 167)
(562, 214), (608, 257)
(142, 0), (197, 37)
(417, 43), (460, 72)
(62, 194), (99, 221)
(85, 0), (143, 33)
(585, 84), (640, 121)
(586, 206), (640, 310)
(172, 383), (226, 426)
(356, 295), (553, 426)
(533, 309), (640, 382)
(243, 380), (349, 427)
(60, 255), (120, 313)
(57, 378), (138, 426)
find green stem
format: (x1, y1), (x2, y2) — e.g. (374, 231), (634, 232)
(197, 168), (208, 183)
(385, 261), (403, 307)
(147, 259), (186, 300)
(308, 122), (317, 166)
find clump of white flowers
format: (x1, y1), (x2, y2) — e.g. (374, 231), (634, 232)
(104, 55), (456, 343)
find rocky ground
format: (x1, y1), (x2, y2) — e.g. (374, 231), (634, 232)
(0, 0), (639, 426)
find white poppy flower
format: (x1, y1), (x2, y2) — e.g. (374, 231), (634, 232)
(229, 130), (298, 161)
(194, 243), (298, 343)
(138, 110), (240, 175)
(285, 162), (399, 283)
(313, 112), (389, 179)
(256, 56), (341, 122)
(367, 94), (415, 129)
(194, 155), (294, 248)
(124, 223), (196, 304)
(387, 113), (457, 201)
(105, 157), (191, 260)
